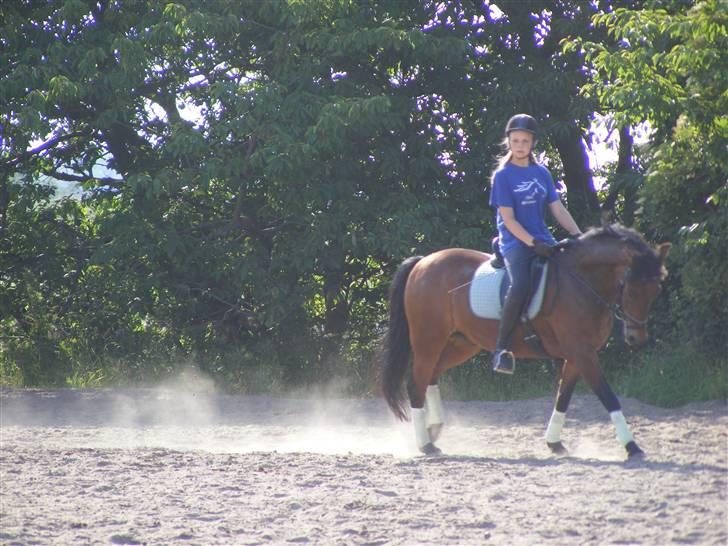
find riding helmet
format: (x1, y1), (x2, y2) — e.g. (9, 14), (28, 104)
(505, 114), (538, 136)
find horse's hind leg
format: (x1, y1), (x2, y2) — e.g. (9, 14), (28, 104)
(424, 384), (444, 443)
(407, 350), (441, 455)
(408, 335), (467, 455)
(426, 336), (480, 443)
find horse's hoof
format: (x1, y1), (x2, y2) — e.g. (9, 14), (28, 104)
(428, 423), (443, 443)
(547, 441), (568, 455)
(420, 443), (442, 456)
(626, 441), (645, 460)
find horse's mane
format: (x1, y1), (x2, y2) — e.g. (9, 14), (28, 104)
(577, 223), (666, 280)
(580, 223), (650, 251)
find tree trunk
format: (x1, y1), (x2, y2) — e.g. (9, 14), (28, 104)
(616, 125), (634, 173)
(603, 125), (638, 224)
(323, 269), (348, 336)
(552, 123), (601, 227)
(0, 169), (9, 245)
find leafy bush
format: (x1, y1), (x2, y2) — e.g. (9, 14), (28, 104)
(612, 344), (727, 407)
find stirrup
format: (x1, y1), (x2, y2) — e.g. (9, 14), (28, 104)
(492, 350), (515, 375)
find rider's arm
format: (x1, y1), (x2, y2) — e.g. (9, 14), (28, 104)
(549, 200), (582, 237)
(499, 206), (537, 246)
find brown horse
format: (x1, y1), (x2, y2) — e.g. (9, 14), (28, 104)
(379, 224), (670, 459)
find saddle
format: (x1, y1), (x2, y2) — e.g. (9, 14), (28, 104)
(470, 236), (553, 357)
(468, 257), (549, 320)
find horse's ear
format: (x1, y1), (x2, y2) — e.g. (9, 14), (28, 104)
(657, 242), (672, 261)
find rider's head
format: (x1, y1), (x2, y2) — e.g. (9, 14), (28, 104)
(505, 114), (539, 139)
(504, 114), (538, 164)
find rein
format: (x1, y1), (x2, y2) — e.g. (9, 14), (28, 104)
(556, 261), (649, 328)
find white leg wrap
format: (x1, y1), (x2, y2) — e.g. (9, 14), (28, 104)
(545, 410), (566, 443)
(610, 410), (634, 446)
(424, 385), (444, 428)
(411, 407), (430, 449)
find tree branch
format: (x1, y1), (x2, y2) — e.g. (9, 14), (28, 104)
(46, 169), (124, 187)
(2, 131), (90, 168)
(229, 134), (258, 228)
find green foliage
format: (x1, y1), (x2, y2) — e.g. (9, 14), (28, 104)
(1, 0), (475, 387)
(584, 1), (727, 140)
(65, 368), (106, 389)
(440, 355), (558, 402)
(582, 0), (728, 358)
(612, 344), (727, 407)
(641, 136), (728, 353)
(0, 0), (724, 405)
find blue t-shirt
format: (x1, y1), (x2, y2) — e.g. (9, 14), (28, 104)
(489, 162), (559, 255)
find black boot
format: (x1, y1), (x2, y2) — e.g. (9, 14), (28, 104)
(492, 290), (524, 375)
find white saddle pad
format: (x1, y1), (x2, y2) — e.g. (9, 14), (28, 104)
(468, 261), (549, 320)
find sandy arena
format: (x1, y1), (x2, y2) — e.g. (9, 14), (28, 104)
(1, 385), (726, 545)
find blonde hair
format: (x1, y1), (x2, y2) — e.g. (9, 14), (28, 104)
(490, 136), (538, 186)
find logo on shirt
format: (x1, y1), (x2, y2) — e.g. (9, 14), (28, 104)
(514, 178), (546, 205)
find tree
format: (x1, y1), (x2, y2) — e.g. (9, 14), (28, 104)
(580, 0), (728, 353)
(6, 0), (708, 388)
(1, 0), (472, 384)
(423, 1), (618, 228)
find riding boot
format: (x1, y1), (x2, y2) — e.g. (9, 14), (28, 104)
(492, 291), (524, 375)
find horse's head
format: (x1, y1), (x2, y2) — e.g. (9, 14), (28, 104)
(620, 242), (671, 346)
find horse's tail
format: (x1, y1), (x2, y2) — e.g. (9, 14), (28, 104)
(379, 255), (423, 421)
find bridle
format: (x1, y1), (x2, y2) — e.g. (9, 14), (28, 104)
(559, 263), (651, 329)
(614, 274), (651, 328)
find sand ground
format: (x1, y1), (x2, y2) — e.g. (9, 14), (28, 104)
(1, 386), (726, 545)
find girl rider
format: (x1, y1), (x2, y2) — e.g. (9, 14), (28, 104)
(489, 114), (582, 374)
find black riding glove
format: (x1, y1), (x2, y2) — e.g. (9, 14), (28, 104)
(532, 240), (555, 258)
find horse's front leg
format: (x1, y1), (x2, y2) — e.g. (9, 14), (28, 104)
(545, 359), (579, 455)
(580, 355), (644, 459)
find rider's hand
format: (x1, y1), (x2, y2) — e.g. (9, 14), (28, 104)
(555, 238), (576, 250)
(532, 240), (555, 258)
(554, 233), (582, 251)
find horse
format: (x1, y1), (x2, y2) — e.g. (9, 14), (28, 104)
(378, 223), (670, 459)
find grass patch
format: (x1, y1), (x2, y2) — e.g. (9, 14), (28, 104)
(439, 344), (727, 408)
(439, 354), (558, 401)
(610, 345), (727, 407)
(3, 336), (725, 410)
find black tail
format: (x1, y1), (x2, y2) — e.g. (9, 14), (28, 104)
(379, 256), (423, 421)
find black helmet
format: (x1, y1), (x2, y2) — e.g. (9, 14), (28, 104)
(505, 114), (538, 136)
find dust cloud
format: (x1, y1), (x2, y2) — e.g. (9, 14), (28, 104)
(0, 366), (416, 457)
(1, 365), (672, 462)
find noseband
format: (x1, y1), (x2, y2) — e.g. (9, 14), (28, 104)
(614, 276), (649, 328)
